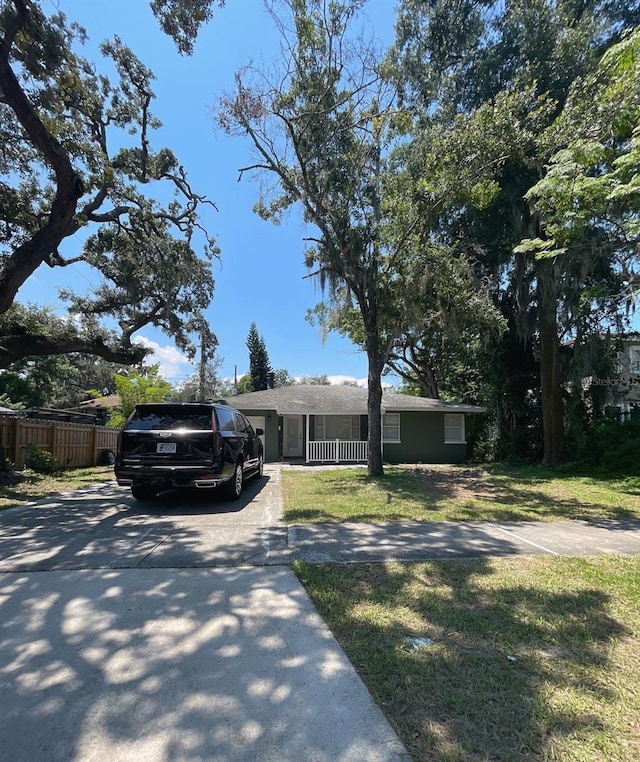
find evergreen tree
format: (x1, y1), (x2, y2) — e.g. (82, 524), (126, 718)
(246, 323), (272, 392)
(388, 0), (640, 464)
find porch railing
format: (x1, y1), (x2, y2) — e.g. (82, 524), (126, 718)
(307, 439), (368, 463)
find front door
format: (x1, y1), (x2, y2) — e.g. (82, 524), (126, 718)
(283, 415), (303, 458)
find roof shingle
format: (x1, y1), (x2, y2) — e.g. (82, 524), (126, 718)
(225, 385), (484, 414)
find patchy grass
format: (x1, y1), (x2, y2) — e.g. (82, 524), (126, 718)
(294, 556), (640, 761)
(0, 466), (115, 510)
(282, 464), (640, 523)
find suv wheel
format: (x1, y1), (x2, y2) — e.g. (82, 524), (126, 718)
(223, 461), (243, 500)
(131, 485), (157, 502)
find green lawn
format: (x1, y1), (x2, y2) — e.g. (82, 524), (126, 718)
(0, 466), (115, 510)
(294, 555), (640, 761)
(282, 464), (640, 523)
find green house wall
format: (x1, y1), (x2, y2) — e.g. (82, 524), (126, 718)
(237, 407), (469, 464)
(383, 411), (468, 464)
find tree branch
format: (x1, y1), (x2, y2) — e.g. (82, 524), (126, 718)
(0, 1), (84, 313)
(0, 332), (147, 369)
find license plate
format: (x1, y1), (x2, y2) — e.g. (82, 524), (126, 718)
(157, 442), (176, 453)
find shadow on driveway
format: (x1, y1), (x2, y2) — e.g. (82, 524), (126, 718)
(0, 566), (409, 761)
(0, 473), (289, 572)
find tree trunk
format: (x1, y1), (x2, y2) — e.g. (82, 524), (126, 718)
(0, 7), (84, 313)
(421, 363), (439, 399)
(365, 329), (385, 477)
(537, 260), (564, 465)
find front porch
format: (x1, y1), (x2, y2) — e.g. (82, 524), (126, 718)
(283, 413), (370, 464)
(230, 383), (477, 466)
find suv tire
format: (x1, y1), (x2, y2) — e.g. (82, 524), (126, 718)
(131, 485), (157, 502)
(223, 460), (243, 500)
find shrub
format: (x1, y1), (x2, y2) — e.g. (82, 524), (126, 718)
(577, 418), (640, 475)
(24, 444), (61, 475)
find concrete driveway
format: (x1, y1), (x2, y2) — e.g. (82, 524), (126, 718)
(0, 466), (411, 761)
(0, 465), (289, 572)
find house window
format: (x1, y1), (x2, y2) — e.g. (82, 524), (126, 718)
(444, 413), (465, 444)
(315, 415), (360, 440)
(382, 413), (400, 442)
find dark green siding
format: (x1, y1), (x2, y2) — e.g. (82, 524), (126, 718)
(382, 411), (468, 464)
(238, 407), (470, 464)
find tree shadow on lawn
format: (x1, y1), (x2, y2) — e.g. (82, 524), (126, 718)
(296, 557), (634, 761)
(290, 467), (640, 523)
(405, 466), (640, 521)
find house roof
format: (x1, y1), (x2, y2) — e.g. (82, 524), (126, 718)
(0, 406), (21, 415)
(79, 394), (121, 409)
(224, 385), (485, 415)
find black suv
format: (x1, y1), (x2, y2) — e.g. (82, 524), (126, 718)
(114, 402), (264, 501)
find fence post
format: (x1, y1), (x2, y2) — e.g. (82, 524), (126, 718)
(49, 421), (57, 462)
(91, 425), (98, 466)
(12, 417), (21, 468)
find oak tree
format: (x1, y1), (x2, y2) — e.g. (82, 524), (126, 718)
(0, 0), (217, 370)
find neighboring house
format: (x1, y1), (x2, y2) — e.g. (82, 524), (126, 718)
(21, 407), (98, 425)
(223, 385), (484, 465)
(77, 394), (122, 425)
(610, 333), (640, 419)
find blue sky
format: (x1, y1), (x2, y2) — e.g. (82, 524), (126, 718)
(17, 0), (397, 386)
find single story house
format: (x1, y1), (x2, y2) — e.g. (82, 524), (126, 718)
(223, 385), (484, 464)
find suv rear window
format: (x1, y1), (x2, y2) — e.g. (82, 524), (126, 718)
(125, 407), (213, 431)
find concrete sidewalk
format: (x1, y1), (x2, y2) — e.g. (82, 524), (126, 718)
(0, 471), (411, 761)
(290, 517), (640, 564)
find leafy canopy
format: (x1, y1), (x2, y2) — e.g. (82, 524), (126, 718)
(0, 0), (217, 369)
(110, 364), (173, 427)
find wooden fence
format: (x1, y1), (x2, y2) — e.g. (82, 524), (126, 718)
(0, 415), (119, 469)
